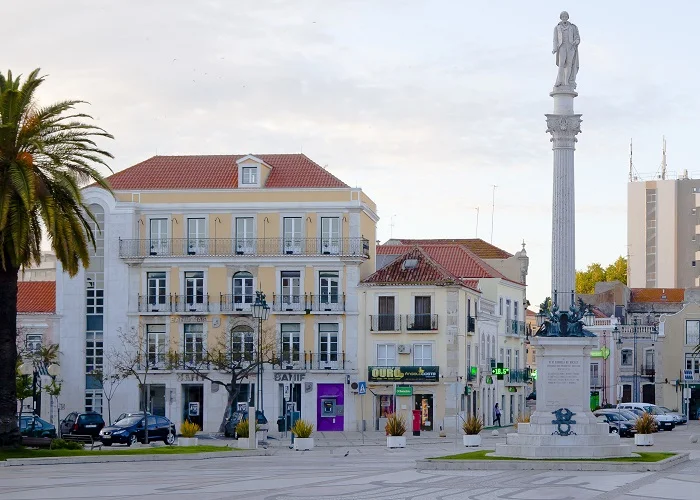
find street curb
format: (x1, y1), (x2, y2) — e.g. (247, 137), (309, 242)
(0, 449), (270, 467)
(416, 451), (690, 472)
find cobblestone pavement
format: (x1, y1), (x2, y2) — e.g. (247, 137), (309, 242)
(2, 423), (700, 499)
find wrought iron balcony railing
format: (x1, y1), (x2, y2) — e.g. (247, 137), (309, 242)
(305, 351), (346, 370)
(272, 294), (306, 312)
(467, 316), (476, 333)
(308, 294), (346, 312)
(590, 376), (601, 387)
(119, 237), (370, 259)
(406, 314), (439, 331)
(138, 294), (173, 313)
(506, 320), (526, 336)
(273, 353), (304, 370)
(641, 365), (656, 377)
(219, 294), (253, 313)
(369, 314), (402, 332)
(507, 368), (528, 384)
(172, 294), (210, 313)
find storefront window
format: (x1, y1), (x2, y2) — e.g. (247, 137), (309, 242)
(378, 395), (395, 418)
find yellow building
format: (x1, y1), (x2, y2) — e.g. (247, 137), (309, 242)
(57, 154), (377, 432)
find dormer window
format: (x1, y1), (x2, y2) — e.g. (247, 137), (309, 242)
(241, 167), (258, 185)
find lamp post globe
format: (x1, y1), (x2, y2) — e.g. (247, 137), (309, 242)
(47, 364), (60, 377)
(19, 362), (33, 376)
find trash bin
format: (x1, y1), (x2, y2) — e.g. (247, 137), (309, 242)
(277, 417), (285, 432)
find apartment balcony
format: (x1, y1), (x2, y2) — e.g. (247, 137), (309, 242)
(273, 354), (304, 370)
(119, 237), (370, 259)
(641, 365), (656, 377)
(272, 294), (306, 313)
(219, 295), (253, 314)
(507, 368), (528, 384)
(506, 320), (526, 336)
(308, 294), (346, 313)
(369, 314), (402, 333)
(172, 294), (210, 313)
(305, 352), (346, 371)
(590, 376), (601, 387)
(405, 314), (439, 332)
(467, 316), (476, 334)
(138, 295), (173, 313)
(138, 356), (211, 371)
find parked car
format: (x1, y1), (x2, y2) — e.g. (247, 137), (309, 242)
(616, 403), (675, 431)
(593, 410), (636, 437)
(113, 411), (151, 425)
(18, 415), (57, 438)
(223, 409), (268, 438)
(60, 411), (105, 437)
(99, 415), (176, 446)
(658, 406), (687, 424)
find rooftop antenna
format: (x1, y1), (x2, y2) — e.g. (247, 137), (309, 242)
(390, 214), (397, 239)
(490, 185), (498, 244)
(474, 207), (480, 238)
(660, 136), (667, 180)
(628, 138), (633, 182)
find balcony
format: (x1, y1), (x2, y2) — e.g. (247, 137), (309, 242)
(305, 352), (346, 370)
(506, 320), (526, 336)
(467, 316), (475, 333)
(369, 314), (402, 333)
(138, 295), (173, 313)
(219, 294), (253, 314)
(172, 294), (210, 313)
(273, 354), (304, 370)
(641, 365), (656, 377)
(590, 376), (601, 387)
(272, 294), (306, 313)
(119, 237), (370, 259)
(308, 294), (346, 313)
(406, 314), (439, 332)
(507, 368), (528, 384)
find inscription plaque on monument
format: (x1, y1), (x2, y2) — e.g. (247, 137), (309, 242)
(544, 358), (582, 410)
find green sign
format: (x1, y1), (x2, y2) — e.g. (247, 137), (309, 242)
(591, 347), (610, 360)
(395, 385), (413, 396)
(507, 386), (517, 393)
(469, 366), (478, 377)
(486, 375), (493, 385)
(464, 386), (472, 395)
(368, 366), (439, 383)
(531, 369), (538, 380)
(492, 363), (509, 380)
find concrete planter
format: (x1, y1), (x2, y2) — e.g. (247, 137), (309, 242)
(294, 438), (314, 451)
(387, 436), (406, 448)
(463, 435), (482, 447)
(635, 434), (654, 446)
(177, 437), (198, 447)
(236, 438), (251, 449)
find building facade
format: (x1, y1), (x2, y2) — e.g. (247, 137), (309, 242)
(57, 154), (377, 431)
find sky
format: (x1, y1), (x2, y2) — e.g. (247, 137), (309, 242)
(7, 1), (700, 305)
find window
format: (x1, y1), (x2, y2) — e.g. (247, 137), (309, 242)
(475, 344), (479, 365)
(685, 354), (700, 376)
(319, 271), (339, 306)
(377, 296), (397, 331)
(184, 271), (205, 310)
(644, 349), (655, 370)
(183, 324), (204, 364)
(514, 301), (519, 321)
(514, 349), (519, 370)
(241, 166), (258, 184)
(233, 272), (254, 309)
(491, 336), (495, 359)
(280, 271), (302, 310)
(499, 347), (504, 364)
(320, 217), (340, 254)
(187, 218), (206, 255)
(147, 324), (166, 368)
(85, 390), (103, 414)
(466, 343), (472, 371)
(86, 332), (103, 372)
(231, 326), (254, 362)
(147, 272), (167, 310)
(377, 344), (396, 366)
(235, 217), (255, 254)
(25, 334), (42, 353)
(506, 299), (512, 323)
(413, 343), (432, 366)
(283, 217), (303, 254)
(319, 323), (339, 367)
(281, 324), (301, 364)
(506, 349), (512, 369)
(499, 297), (503, 316)
(686, 320), (700, 345)
(411, 296), (432, 330)
(621, 349), (633, 366)
(481, 333), (485, 361)
(590, 363), (600, 385)
(149, 218), (168, 255)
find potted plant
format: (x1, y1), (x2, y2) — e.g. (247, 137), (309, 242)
(462, 415), (484, 447)
(235, 419), (259, 448)
(634, 412), (656, 446)
(178, 420), (200, 446)
(292, 419), (315, 451)
(385, 413), (407, 448)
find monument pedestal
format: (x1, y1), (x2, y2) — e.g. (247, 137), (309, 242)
(495, 336), (631, 459)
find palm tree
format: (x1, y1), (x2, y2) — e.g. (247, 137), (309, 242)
(0, 69), (113, 447)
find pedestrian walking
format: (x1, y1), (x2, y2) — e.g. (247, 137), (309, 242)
(494, 403), (501, 427)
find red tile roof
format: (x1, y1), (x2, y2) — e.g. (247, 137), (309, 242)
(17, 281), (56, 314)
(386, 239), (512, 259)
(363, 247), (480, 291)
(102, 154), (349, 190)
(630, 288), (685, 303)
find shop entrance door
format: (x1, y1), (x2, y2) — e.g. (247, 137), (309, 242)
(182, 384), (204, 428)
(414, 394), (433, 431)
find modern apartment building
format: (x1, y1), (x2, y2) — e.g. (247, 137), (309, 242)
(628, 175), (700, 288)
(357, 240), (529, 432)
(56, 154), (377, 432)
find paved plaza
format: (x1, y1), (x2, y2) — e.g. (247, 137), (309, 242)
(2, 424), (700, 499)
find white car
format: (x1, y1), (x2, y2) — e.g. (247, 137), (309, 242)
(658, 406), (687, 424)
(616, 403), (675, 431)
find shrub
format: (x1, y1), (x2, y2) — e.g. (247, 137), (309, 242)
(180, 420), (201, 438)
(462, 415), (484, 435)
(235, 418), (259, 438)
(385, 413), (407, 436)
(291, 419), (314, 438)
(635, 412), (657, 434)
(513, 414), (530, 430)
(49, 439), (83, 450)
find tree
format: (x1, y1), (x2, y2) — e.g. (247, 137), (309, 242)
(15, 365), (32, 424)
(111, 327), (153, 444)
(575, 257), (627, 294)
(0, 69), (113, 447)
(91, 366), (125, 425)
(172, 321), (280, 432)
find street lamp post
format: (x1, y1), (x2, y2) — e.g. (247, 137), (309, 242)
(19, 361), (60, 435)
(612, 318), (659, 403)
(252, 291), (270, 418)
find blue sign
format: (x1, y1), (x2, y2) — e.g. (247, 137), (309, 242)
(358, 381), (367, 395)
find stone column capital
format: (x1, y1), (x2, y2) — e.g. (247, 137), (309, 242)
(545, 114), (582, 149)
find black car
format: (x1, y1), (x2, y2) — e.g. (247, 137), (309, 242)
(60, 411), (105, 438)
(18, 415), (57, 438)
(594, 410), (636, 437)
(99, 415), (176, 446)
(224, 410), (267, 438)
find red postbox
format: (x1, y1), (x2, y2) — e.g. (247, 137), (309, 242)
(412, 409), (421, 436)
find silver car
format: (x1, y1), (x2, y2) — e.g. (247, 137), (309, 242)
(658, 406), (687, 424)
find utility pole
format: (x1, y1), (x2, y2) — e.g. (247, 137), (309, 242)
(389, 214), (397, 239)
(474, 207), (480, 238)
(490, 185), (497, 244)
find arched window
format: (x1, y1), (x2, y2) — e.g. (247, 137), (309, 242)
(230, 325), (255, 362)
(232, 272), (254, 310)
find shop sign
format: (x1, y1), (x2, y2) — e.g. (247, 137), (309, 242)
(507, 387), (517, 393)
(395, 385), (413, 396)
(170, 315), (208, 323)
(274, 372), (306, 382)
(486, 375), (493, 385)
(368, 366), (439, 383)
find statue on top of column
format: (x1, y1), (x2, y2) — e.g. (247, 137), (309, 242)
(553, 11), (580, 89)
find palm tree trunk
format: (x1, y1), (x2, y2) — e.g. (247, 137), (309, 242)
(0, 265), (21, 448)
